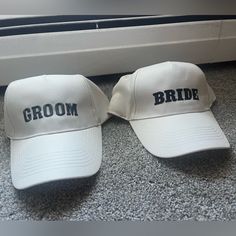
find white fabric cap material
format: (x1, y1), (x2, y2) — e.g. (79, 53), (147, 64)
(4, 75), (109, 189)
(109, 61), (230, 158)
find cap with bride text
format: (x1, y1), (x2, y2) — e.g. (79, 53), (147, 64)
(109, 61), (230, 158)
(4, 75), (109, 189)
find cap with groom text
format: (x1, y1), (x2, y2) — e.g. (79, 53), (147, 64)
(4, 75), (109, 189)
(109, 61), (230, 158)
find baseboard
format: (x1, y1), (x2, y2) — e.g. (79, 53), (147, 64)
(0, 16), (235, 85)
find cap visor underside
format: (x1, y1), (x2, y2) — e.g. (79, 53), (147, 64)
(11, 126), (102, 189)
(130, 111), (230, 158)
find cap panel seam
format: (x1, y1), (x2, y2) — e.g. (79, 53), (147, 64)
(207, 83), (211, 107)
(4, 85), (16, 137)
(82, 77), (100, 125)
(207, 83), (215, 108)
(87, 79), (109, 124)
(199, 70), (212, 108)
(132, 69), (140, 120)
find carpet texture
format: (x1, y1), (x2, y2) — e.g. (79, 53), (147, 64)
(0, 62), (235, 220)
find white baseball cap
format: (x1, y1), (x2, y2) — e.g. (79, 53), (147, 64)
(4, 75), (109, 189)
(109, 61), (230, 158)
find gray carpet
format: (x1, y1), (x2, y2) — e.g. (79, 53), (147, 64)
(0, 62), (235, 220)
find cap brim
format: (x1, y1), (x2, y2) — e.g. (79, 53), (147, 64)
(130, 111), (230, 158)
(11, 126), (102, 189)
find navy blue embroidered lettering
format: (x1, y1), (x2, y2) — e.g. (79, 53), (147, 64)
(22, 103), (78, 122)
(184, 88), (192, 100)
(176, 88), (184, 101)
(31, 106), (43, 120)
(192, 88), (199, 100)
(55, 103), (65, 116)
(43, 104), (53, 117)
(164, 90), (177, 103)
(153, 88), (199, 105)
(66, 103), (78, 116)
(153, 92), (165, 105)
(23, 108), (32, 122)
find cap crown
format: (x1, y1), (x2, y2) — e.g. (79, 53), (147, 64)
(109, 62), (216, 120)
(5, 75), (109, 139)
